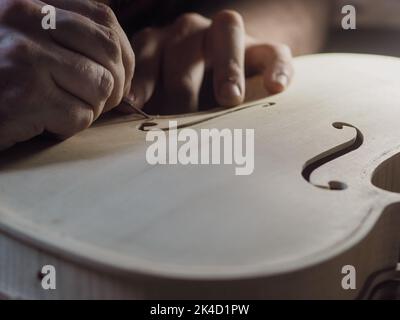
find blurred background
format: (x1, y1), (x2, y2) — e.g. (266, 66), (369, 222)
(326, 0), (400, 56)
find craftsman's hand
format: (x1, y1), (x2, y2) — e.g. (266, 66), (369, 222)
(124, 10), (293, 114)
(0, 0), (134, 150)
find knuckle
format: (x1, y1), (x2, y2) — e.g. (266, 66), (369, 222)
(173, 13), (203, 36)
(214, 10), (243, 27)
(98, 67), (114, 100)
(103, 28), (121, 61)
(64, 106), (93, 133)
(94, 3), (117, 26)
(74, 61), (91, 76)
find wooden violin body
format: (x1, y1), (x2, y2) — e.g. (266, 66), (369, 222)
(0, 54), (400, 299)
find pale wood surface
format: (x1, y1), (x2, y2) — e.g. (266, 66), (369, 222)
(1, 54), (400, 299)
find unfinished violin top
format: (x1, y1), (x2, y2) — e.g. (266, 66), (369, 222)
(1, 53), (400, 299)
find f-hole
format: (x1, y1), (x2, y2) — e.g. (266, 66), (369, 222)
(301, 122), (364, 190)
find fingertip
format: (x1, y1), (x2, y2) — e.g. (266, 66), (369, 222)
(217, 82), (244, 107)
(265, 71), (290, 94)
(213, 10), (244, 29)
(119, 93), (146, 114)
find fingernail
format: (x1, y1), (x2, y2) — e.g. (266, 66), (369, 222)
(124, 92), (143, 109)
(273, 72), (288, 90)
(123, 95), (138, 109)
(125, 92), (136, 104)
(220, 82), (242, 105)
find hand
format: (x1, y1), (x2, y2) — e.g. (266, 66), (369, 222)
(0, 0), (135, 150)
(123, 10), (293, 114)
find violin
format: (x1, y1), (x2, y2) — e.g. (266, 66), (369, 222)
(0, 53), (399, 299)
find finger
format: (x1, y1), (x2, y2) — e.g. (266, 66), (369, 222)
(245, 42), (294, 94)
(209, 10), (245, 107)
(163, 13), (209, 114)
(46, 0), (135, 106)
(44, 85), (95, 138)
(48, 45), (114, 120)
(118, 27), (163, 114)
(0, 0), (43, 32)
(48, 8), (125, 110)
(0, 80), (96, 147)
